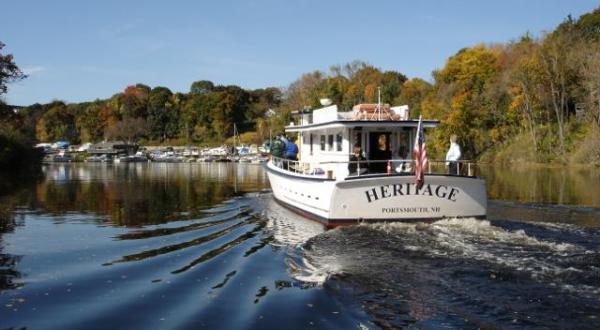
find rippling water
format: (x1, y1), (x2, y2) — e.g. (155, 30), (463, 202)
(1, 163), (599, 329)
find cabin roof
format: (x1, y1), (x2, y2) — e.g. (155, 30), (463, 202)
(286, 103), (438, 132)
(285, 119), (439, 133)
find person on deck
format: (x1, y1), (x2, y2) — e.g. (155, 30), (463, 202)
(284, 136), (299, 161)
(279, 136), (297, 170)
(445, 134), (461, 175)
(348, 144), (366, 176)
(270, 135), (286, 167)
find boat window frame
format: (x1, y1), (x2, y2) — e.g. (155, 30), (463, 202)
(327, 134), (334, 151)
(353, 128), (363, 155)
(335, 133), (343, 152)
(320, 135), (326, 151)
(397, 128), (411, 159)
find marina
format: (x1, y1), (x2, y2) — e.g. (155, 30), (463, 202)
(38, 143), (270, 164)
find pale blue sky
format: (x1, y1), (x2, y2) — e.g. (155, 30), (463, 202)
(2, 0), (598, 106)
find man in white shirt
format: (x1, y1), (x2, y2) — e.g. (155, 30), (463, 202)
(445, 134), (461, 175)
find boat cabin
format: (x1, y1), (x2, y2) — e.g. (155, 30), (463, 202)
(88, 141), (138, 156)
(282, 104), (439, 180)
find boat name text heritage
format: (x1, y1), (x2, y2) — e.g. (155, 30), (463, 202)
(364, 183), (460, 203)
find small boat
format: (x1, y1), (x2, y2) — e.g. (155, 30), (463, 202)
(117, 151), (149, 163)
(150, 151), (184, 163)
(43, 151), (74, 163)
(265, 101), (487, 228)
(236, 145), (251, 156)
(204, 146), (229, 157)
(85, 154), (113, 163)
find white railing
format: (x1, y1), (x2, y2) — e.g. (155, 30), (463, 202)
(269, 156), (479, 178)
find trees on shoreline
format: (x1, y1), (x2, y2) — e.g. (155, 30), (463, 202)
(422, 9), (600, 163)
(16, 82), (283, 146)
(4, 7), (600, 164)
(1, 41), (42, 172)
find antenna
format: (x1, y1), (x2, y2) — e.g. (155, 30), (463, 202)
(377, 87), (381, 121)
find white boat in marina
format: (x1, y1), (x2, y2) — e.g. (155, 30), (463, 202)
(203, 146), (230, 157)
(265, 101), (487, 228)
(116, 151), (149, 163)
(43, 150), (74, 163)
(236, 145), (251, 156)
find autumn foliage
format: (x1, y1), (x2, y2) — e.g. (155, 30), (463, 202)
(5, 7), (600, 165)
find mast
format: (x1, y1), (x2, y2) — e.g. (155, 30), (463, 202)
(233, 123), (237, 153)
(377, 86), (381, 121)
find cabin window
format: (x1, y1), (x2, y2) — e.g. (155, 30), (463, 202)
(397, 129), (411, 158)
(309, 134), (313, 155)
(354, 131), (362, 150)
(336, 133), (343, 152)
(320, 135), (325, 151)
(328, 135), (334, 151)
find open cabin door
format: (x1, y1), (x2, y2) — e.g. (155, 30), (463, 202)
(368, 132), (392, 173)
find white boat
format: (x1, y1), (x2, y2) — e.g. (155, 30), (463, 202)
(203, 146), (229, 157)
(265, 102), (487, 228)
(117, 151), (149, 163)
(85, 154), (113, 163)
(77, 142), (92, 152)
(236, 145), (251, 156)
(43, 150), (74, 163)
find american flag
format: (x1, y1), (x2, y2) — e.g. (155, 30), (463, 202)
(413, 115), (428, 189)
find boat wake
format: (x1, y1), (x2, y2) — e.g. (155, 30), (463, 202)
(258, 196), (337, 284)
(298, 216), (600, 329)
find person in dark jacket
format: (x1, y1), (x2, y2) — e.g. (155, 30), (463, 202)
(281, 136), (298, 170)
(270, 135), (286, 167)
(270, 136), (285, 159)
(348, 144), (366, 175)
(284, 136), (298, 161)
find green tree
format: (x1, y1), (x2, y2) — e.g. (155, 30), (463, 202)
(394, 78), (432, 119)
(210, 86), (250, 140)
(35, 101), (79, 142)
(580, 40), (600, 126)
(508, 36), (545, 151)
(147, 86), (174, 141)
(380, 71), (407, 103)
(424, 45), (502, 158)
(120, 85), (149, 118)
(0, 41), (26, 95)
(575, 7), (600, 40)
(539, 27), (581, 154)
(77, 101), (107, 142)
(190, 80), (215, 95)
(104, 117), (148, 144)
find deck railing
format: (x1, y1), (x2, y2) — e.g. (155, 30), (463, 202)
(270, 156), (479, 178)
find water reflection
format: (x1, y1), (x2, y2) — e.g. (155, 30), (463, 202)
(33, 163), (269, 226)
(7, 163), (600, 227)
(1, 163), (600, 329)
(0, 191), (27, 292)
(480, 165), (600, 208)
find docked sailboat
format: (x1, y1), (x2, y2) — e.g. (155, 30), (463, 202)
(265, 100), (487, 228)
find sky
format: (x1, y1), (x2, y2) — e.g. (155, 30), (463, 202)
(2, 0), (598, 106)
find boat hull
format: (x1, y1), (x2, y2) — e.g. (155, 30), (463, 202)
(266, 162), (487, 228)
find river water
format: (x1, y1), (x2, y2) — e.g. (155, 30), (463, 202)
(1, 163), (599, 329)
